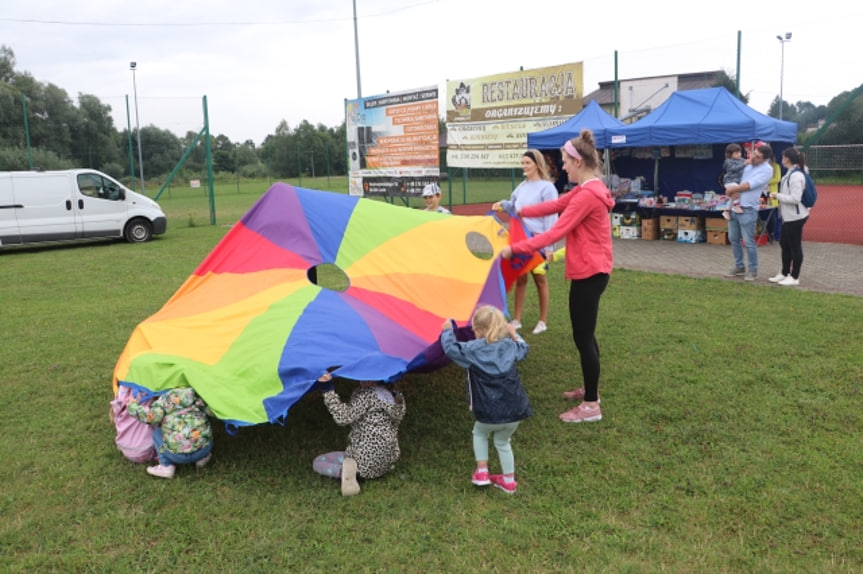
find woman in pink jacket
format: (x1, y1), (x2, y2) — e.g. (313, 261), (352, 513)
(501, 129), (614, 423)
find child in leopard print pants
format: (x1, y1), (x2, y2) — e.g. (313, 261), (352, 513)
(313, 372), (406, 496)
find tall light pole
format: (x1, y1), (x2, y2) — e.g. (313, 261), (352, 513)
(352, 0), (362, 98)
(130, 61), (145, 194)
(776, 32), (791, 121)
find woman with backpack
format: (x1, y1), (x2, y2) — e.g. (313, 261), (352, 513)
(768, 147), (811, 287)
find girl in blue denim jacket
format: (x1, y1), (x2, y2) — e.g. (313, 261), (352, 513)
(440, 305), (532, 494)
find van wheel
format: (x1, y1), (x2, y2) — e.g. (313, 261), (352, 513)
(124, 219), (153, 243)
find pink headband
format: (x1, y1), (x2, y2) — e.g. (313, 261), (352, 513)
(564, 140), (582, 160)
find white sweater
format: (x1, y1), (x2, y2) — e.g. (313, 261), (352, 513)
(777, 169), (810, 222)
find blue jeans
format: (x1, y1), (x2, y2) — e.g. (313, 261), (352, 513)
(153, 427), (212, 466)
(728, 208), (758, 272)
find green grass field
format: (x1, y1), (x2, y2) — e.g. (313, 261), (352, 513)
(2, 192), (862, 572)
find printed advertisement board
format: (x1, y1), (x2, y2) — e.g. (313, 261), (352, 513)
(446, 63), (583, 168)
(346, 86), (440, 197)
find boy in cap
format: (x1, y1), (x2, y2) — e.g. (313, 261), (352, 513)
(422, 183), (451, 214)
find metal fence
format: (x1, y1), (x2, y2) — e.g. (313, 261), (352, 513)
(805, 144), (863, 182)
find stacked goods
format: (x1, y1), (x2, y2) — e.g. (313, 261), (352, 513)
(641, 217), (659, 240)
(660, 215), (677, 241)
(619, 211), (641, 239)
(677, 216), (705, 243)
(705, 217), (729, 245)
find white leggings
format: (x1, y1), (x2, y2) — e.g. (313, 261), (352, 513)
(472, 421), (520, 475)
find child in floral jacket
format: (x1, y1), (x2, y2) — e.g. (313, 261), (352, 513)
(128, 387), (213, 479)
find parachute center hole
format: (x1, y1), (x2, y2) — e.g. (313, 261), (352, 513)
(308, 263), (350, 292)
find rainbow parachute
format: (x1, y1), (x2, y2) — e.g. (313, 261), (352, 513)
(114, 184), (510, 429)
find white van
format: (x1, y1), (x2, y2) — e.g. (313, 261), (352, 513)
(0, 169), (166, 247)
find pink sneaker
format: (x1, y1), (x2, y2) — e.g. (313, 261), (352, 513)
(489, 474), (517, 494)
(561, 387), (600, 402)
(471, 469), (491, 486)
(562, 386), (585, 400)
(559, 403), (602, 423)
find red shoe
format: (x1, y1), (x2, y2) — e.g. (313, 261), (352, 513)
(471, 469), (491, 486)
(489, 474), (517, 494)
(559, 403), (602, 423)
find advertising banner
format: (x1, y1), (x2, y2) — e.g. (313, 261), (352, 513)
(446, 63), (583, 168)
(346, 86), (440, 197)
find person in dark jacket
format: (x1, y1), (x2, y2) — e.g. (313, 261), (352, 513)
(440, 305), (532, 494)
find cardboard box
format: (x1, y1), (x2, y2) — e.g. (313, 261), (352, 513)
(677, 229), (706, 243)
(620, 225), (641, 239)
(611, 224), (621, 238)
(641, 217), (659, 232)
(621, 211), (641, 227)
(642, 227), (659, 240)
(707, 230), (729, 245)
(660, 229), (677, 241)
(678, 216), (705, 230)
(611, 213), (623, 226)
(705, 217), (728, 230)
(660, 215), (678, 231)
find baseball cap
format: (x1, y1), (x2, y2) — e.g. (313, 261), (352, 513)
(422, 183), (441, 197)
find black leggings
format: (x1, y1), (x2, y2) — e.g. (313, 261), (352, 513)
(568, 273), (610, 402)
(780, 217), (807, 279)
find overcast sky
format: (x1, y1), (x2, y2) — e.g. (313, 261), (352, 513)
(2, 1), (859, 145)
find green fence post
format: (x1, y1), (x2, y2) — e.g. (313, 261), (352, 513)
(297, 141), (303, 186)
(203, 95), (216, 225)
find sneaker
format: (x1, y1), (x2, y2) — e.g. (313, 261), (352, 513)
(768, 273), (787, 283)
(559, 403), (602, 423)
(744, 270), (757, 281)
(561, 387), (601, 403)
(489, 474), (517, 494)
(725, 267), (746, 277)
(510, 319), (522, 330)
(341, 457), (361, 497)
(778, 276), (800, 286)
(531, 321), (547, 335)
(471, 469), (491, 486)
(146, 464), (175, 479)
(195, 453), (212, 468)
(721, 211), (730, 220)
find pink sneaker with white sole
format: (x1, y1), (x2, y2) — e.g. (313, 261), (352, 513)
(559, 403), (602, 423)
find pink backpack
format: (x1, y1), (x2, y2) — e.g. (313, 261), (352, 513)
(111, 386), (157, 463)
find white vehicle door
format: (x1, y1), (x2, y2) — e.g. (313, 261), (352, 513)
(14, 173), (82, 243)
(0, 175), (22, 246)
(75, 172), (128, 238)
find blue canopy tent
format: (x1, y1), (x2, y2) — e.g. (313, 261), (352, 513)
(605, 87), (798, 197)
(527, 100), (626, 150)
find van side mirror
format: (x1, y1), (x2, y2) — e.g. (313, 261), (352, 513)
(119, 189), (125, 200)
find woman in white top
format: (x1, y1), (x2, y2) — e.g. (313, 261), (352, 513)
(768, 147), (810, 286)
(492, 150), (559, 334)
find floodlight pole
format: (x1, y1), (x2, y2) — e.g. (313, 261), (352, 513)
(353, 0), (362, 98)
(130, 61), (146, 194)
(776, 33), (791, 121)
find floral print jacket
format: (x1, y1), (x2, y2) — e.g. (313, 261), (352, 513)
(128, 388), (213, 455)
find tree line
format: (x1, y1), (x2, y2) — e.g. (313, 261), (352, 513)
(2, 46), (862, 184)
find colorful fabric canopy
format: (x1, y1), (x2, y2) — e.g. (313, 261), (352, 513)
(114, 183), (512, 429)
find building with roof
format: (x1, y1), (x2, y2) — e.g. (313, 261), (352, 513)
(584, 70), (723, 122)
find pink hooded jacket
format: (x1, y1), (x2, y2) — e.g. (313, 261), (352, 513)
(510, 179), (615, 280)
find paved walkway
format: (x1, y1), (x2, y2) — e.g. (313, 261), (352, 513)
(611, 239), (863, 297)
